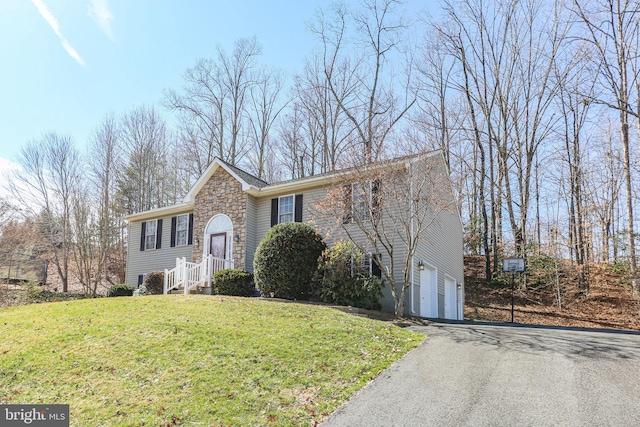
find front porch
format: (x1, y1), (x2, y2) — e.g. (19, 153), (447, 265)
(164, 255), (234, 294)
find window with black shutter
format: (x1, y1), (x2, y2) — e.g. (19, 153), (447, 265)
(188, 213), (194, 245)
(142, 219), (162, 250)
(271, 194), (302, 226)
(342, 185), (352, 224)
(294, 194), (303, 222)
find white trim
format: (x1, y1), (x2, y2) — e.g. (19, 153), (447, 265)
(184, 159), (255, 203)
(444, 275), (458, 320)
(203, 214), (233, 262)
(123, 202), (192, 222)
(175, 213), (189, 247)
(420, 263), (438, 318)
(145, 219), (158, 251)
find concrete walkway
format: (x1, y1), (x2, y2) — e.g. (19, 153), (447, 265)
(321, 321), (640, 427)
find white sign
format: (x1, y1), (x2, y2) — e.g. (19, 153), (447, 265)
(502, 258), (525, 273)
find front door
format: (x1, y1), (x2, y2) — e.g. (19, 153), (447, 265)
(210, 233), (227, 259)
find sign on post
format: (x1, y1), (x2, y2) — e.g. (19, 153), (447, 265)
(502, 258), (525, 273)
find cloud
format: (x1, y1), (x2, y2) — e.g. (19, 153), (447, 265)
(88, 0), (115, 41)
(31, 0), (87, 67)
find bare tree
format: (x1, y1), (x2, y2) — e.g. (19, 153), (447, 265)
(573, 0), (640, 294)
(246, 67), (286, 180)
(117, 106), (175, 214)
(73, 115), (126, 296)
(317, 154), (454, 316)
(311, 0), (417, 163)
(8, 134), (81, 292)
(165, 38), (264, 171)
(165, 57), (227, 176)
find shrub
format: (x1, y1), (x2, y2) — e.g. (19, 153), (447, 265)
(317, 240), (383, 310)
(254, 222), (326, 300)
(143, 271), (164, 295)
(107, 284), (135, 297)
(214, 269), (255, 297)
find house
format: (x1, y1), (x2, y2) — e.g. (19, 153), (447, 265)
(123, 151), (464, 319)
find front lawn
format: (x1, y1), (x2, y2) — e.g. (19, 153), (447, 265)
(0, 295), (423, 426)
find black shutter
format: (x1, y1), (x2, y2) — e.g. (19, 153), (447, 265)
(170, 216), (177, 247)
(342, 184), (352, 224)
(188, 213), (194, 245)
(140, 222), (146, 251)
(271, 198), (279, 227)
(372, 256), (382, 278)
(138, 274), (144, 286)
(372, 179), (381, 219)
(294, 194), (303, 222)
(156, 219), (163, 249)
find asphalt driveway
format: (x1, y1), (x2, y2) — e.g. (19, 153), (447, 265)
(321, 321), (640, 427)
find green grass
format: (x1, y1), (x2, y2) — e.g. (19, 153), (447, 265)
(0, 295), (424, 426)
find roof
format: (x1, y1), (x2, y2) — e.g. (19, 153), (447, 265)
(218, 158), (269, 189)
(124, 150), (443, 221)
(182, 157), (268, 203)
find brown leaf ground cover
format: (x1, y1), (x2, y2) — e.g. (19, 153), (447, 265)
(464, 255), (640, 331)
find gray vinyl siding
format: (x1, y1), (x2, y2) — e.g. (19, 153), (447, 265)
(410, 159), (465, 317)
(125, 214), (194, 286)
(254, 186), (328, 241)
(245, 195), (258, 272)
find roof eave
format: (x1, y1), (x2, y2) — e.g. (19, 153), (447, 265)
(122, 202), (194, 222)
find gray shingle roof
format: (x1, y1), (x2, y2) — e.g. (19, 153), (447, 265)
(217, 158), (269, 188)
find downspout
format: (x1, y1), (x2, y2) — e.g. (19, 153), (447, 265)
(408, 162), (416, 315)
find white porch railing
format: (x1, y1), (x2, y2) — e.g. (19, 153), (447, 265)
(164, 255), (235, 294)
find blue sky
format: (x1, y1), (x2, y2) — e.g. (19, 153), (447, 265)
(0, 0), (332, 165)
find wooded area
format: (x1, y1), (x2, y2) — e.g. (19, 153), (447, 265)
(1, 0), (639, 297)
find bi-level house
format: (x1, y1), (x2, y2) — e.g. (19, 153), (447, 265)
(123, 151), (464, 319)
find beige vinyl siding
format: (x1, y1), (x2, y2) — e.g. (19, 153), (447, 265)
(245, 195), (258, 272)
(125, 213), (194, 286)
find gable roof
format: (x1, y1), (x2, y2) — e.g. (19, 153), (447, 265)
(183, 157), (268, 203)
(124, 150), (445, 222)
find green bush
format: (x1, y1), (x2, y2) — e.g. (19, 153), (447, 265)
(107, 284), (135, 297)
(254, 222), (326, 300)
(317, 240), (383, 310)
(143, 271), (164, 295)
(214, 269), (255, 297)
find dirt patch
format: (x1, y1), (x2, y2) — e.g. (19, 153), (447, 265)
(464, 255), (640, 331)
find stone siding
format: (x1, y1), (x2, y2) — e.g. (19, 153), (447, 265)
(192, 167), (247, 270)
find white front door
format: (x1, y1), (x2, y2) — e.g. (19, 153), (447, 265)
(444, 276), (458, 320)
(420, 266), (438, 318)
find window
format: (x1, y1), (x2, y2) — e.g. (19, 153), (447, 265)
(350, 253), (382, 278)
(175, 214), (189, 246)
(145, 219), (157, 250)
(271, 194), (303, 227)
(352, 182), (369, 221)
(346, 180), (379, 223)
(278, 195), (294, 223)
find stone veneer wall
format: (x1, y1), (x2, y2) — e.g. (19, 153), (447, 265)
(192, 167), (247, 270)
